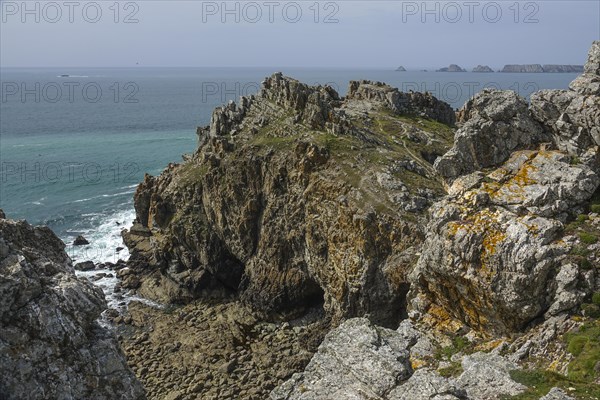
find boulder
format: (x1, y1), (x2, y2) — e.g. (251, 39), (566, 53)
(73, 235), (90, 245)
(270, 318), (416, 399)
(74, 260), (96, 271)
(540, 387), (575, 400)
(435, 89), (548, 181)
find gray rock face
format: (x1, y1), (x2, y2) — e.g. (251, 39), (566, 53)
(457, 352), (525, 399)
(569, 41), (600, 95)
(531, 42), (600, 155)
(396, 66), (406, 72)
(539, 387), (575, 400)
(346, 80), (456, 125)
(388, 369), (467, 400)
(271, 318), (526, 400)
(270, 318), (415, 400)
(435, 89), (548, 181)
(410, 42), (600, 335)
(0, 217), (145, 399)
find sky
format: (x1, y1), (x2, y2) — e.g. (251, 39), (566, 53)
(1, 0), (599, 68)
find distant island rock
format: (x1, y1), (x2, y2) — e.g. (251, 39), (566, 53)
(436, 64), (466, 72)
(395, 66), (406, 71)
(472, 65), (494, 73)
(500, 64), (584, 73)
(542, 64), (584, 73)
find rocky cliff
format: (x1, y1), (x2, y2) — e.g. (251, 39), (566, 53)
(122, 74), (456, 328)
(119, 42), (600, 399)
(271, 41), (600, 399)
(412, 42), (600, 337)
(0, 213), (145, 399)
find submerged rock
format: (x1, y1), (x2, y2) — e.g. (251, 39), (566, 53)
(0, 216), (144, 399)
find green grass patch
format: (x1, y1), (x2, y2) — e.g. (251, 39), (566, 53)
(504, 369), (600, 400)
(314, 132), (361, 154)
(579, 232), (598, 245)
(564, 321), (600, 382)
(251, 134), (296, 149)
(177, 162), (210, 186)
(438, 362), (463, 378)
(436, 335), (472, 360)
(581, 303), (600, 319)
(571, 245), (591, 257)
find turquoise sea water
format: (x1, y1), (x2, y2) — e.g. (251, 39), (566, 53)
(0, 67), (579, 264)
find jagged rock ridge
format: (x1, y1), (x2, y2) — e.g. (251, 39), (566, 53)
(123, 73), (456, 327)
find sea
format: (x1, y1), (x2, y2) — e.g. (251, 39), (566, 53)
(0, 67), (578, 304)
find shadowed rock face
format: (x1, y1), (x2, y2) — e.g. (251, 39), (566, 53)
(122, 74), (456, 327)
(0, 214), (145, 399)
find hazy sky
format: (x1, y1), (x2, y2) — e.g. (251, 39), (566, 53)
(1, 0), (598, 68)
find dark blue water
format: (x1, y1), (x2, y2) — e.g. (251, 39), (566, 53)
(0, 67), (578, 263)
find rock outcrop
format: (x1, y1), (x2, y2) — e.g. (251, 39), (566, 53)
(435, 89), (549, 181)
(472, 65), (493, 73)
(569, 41), (600, 95)
(270, 318), (417, 399)
(437, 64), (466, 72)
(410, 41), (600, 335)
(0, 215), (145, 399)
(116, 42), (600, 399)
(271, 318), (527, 400)
(123, 74), (456, 327)
(395, 66), (406, 72)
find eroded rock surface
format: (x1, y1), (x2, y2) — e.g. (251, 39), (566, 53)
(410, 41), (600, 336)
(0, 216), (144, 399)
(271, 318), (526, 400)
(123, 74), (456, 327)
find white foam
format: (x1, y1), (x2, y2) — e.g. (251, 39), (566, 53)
(65, 208), (162, 311)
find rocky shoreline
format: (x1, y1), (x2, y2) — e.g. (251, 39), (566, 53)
(1, 41), (599, 399)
